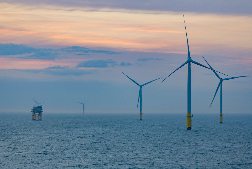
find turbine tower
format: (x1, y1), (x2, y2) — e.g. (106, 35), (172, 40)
(202, 56), (246, 123)
(161, 15), (226, 130)
(78, 99), (89, 114)
(122, 72), (162, 120)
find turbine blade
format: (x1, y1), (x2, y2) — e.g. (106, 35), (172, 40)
(84, 99), (89, 103)
(223, 76), (247, 81)
(216, 71), (229, 77)
(142, 77), (162, 86)
(202, 56), (228, 77)
(161, 77), (168, 83)
(191, 60), (209, 69)
(201, 56), (220, 79)
(210, 81), (222, 108)
(122, 72), (140, 86)
(162, 60), (188, 83)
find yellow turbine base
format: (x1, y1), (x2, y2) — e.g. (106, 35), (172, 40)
(140, 112), (142, 120)
(220, 113), (222, 123)
(187, 113), (191, 130)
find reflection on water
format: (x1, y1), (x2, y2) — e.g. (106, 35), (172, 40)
(0, 113), (251, 168)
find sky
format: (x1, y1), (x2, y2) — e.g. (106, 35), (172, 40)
(0, 0), (251, 115)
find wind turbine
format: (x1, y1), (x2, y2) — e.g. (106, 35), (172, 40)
(122, 72), (162, 120)
(161, 16), (227, 130)
(78, 99), (89, 114)
(202, 56), (246, 123)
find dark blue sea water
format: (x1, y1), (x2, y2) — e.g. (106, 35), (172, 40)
(0, 113), (252, 168)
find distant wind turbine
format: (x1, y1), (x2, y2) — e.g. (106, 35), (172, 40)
(78, 99), (89, 114)
(122, 72), (162, 120)
(162, 15), (228, 130)
(202, 56), (246, 123)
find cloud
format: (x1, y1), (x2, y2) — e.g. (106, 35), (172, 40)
(26, 49), (59, 60)
(77, 59), (118, 68)
(120, 62), (132, 66)
(43, 69), (94, 76)
(0, 43), (58, 60)
(0, 44), (118, 60)
(44, 65), (67, 70)
(7, 0), (252, 15)
(61, 46), (118, 55)
(15, 66), (94, 76)
(137, 58), (163, 62)
(0, 43), (35, 55)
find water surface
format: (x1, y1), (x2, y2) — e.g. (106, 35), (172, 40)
(0, 113), (251, 168)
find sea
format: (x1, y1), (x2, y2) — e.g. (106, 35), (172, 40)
(0, 113), (251, 168)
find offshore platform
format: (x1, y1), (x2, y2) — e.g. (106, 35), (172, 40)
(31, 99), (43, 120)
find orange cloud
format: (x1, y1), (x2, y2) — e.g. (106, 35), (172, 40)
(115, 27), (183, 34)
(0, 2), (251, 57)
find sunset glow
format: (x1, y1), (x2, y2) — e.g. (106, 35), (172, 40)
(0, 2), (251, 56)
(0, 1), (251, 115)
